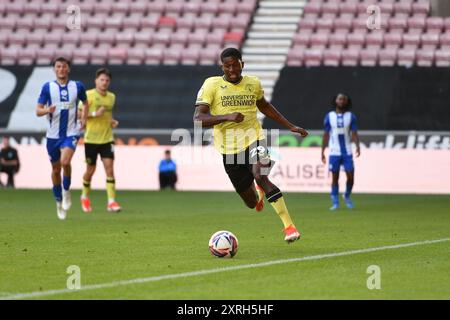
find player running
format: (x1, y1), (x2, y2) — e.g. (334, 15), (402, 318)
(79, 68), (121, 213)
(193, 48), (308, 243)
(321, 93), (361, 211)
(36, 57), (88, 220)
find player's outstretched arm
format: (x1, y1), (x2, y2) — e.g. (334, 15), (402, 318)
(36, 104), (55, 117)
(321, 132), (330, 164)
(193, 105), (243, 128)
(256, 97), (308, 137)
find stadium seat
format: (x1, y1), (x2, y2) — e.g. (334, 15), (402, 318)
(378, 48), (397, 66)
(360, 48), (378, 67)
(181, 47), (201, 65)
(341, 48), (360, 66)
(426, 17), (444, 32)
(323, 48), (341, 66)
(108, 48), (128, 65)
(416, 48), (434, 66)
(397, 48), (416, 67)
(90, 48), (108, 65)
(72, 48), (90, 65)
(366, 31), (384, 48)
(435, 49), (450, 67)
(304, 48), (323, 67)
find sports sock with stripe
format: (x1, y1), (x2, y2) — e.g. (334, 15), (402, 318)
(266, 188), (294, 229)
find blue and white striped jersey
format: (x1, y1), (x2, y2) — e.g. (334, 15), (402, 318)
(38, 80), (87, 139)
(324, 111), (358, 156)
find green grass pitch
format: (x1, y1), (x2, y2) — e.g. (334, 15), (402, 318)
(0, 189), (449, 300)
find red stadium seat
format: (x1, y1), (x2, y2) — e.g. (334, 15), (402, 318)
(6, 3), (25, 15)
(130, 2), (147, 15)
(181, 47), (201, 65)
(199, 47), (221, 65)
(323, 48), (341, 66)
(108, 48), (128, 65)
(304, 48), (323, 67)
(322, 2), (340, 15)
(127, 48), (145, 65)
(1, 48), (19, 65)
(339, 2), (357, 15)
(206, 30), (226, 46)
(397, 48), (416, 67)
(299, 17), (316, 30)
(389, 16), (408, 31)
(90, 48), (108, 64)
(329, 32), (347, 46)
(141, 15), (160, 29)
(184, 2), (200, 15)
(72, 48), (90, 65)
(435, 49), (450, 67)
(384, 32), (403, 48)
(408, 16), (426, 31)
(403, 32), (421, 47)
(219, 2), (237, 15)
(366, 31), (384, 48)
(347, 32), (366, 47)
(316, 18), (334, 31)
(421, 32), (440, 47)
(202, 2), (219, 15)
(188, 31), (207, 45)
(310, 32), (329, 47)
(378, 48), (397, 66)
(341, 48), (360, 66)
(18, 47), (37, 65)
(0, 17), (16, 30)
(394, 1), (412, 15)
(334, 17), (352, 30)
(159, 16), (177, 29)
(416, 48), (435, 67)
(360, 48), (378, 66)
(303, 2), (321, 15)
(426, 17), (444, 32)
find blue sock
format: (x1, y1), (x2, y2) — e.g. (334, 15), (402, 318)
(331, 185), (339, 203)
(345, 181), (353, 199)
(63, 176), (71, 191)
(53, 185), (62, 202)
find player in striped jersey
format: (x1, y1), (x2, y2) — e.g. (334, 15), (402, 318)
(321, 93), (361, 211)
(36, 57), (89, 220)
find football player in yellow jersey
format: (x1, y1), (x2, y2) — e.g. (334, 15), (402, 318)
(194, 48), (308, 243)
(80, 68), (121, 213)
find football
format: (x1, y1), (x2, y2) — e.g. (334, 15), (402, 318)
(208, 231), (239, 258)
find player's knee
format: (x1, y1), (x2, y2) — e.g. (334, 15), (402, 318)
(52, 167), (61, 175)
(245, 199), (257, 209)
(61, 158), (71, 167)
(254, 174), (269, 188)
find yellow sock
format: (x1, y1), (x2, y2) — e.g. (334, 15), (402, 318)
(82, 180), (91, 198)
(106, 177), (116, 202)
(270, 196), (294, 229)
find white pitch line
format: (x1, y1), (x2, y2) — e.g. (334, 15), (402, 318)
(2, 238), (450, 300)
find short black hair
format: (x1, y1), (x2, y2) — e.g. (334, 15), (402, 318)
(220, 48), (242, 62)
(53, 57), (71, 67)
(165, 150), (171, 155)
(96, 68), (112, 79)
(331, 93), (352, 110)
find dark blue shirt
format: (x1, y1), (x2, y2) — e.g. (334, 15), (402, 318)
(159, 160), (176, 173)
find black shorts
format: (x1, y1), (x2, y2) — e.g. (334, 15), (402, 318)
(85, 142), (115, 166)
(222, 140), (274, 193)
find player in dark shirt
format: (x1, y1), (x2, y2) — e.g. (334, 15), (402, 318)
(0, 137), (20, 188)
